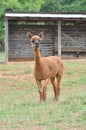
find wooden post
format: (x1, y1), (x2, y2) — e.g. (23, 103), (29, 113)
(58, 20), (61, 58)
(5, 19), (9, 63)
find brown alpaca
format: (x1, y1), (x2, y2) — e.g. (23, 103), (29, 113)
(27, 32), (63, 102)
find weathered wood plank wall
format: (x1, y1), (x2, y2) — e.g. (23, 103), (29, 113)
(8, 23), (86, 60)
(55, 24), (86, 54)
(62, 25), (86, 48)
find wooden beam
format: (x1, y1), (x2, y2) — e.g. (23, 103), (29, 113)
(55, 47), (86, 53)
(58, 20), (61, 58)
(5, 19), (9, 63)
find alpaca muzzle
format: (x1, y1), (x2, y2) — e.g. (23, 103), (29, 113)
(35, 42), (40, 48)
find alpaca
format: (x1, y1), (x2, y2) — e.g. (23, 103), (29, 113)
(27, 32), (63, 102)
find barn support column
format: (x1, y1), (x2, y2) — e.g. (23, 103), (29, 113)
(5, 19), (9, 63)
(58, 20), (61, 58)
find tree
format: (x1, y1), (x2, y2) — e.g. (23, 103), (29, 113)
(40, 0), (86, 12)
(40, 0), (61, 12)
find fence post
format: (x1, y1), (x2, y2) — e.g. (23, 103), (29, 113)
(58, 20), (61, 58)
(5, 19), (9, 63)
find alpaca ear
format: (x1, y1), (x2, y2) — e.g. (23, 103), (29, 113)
(39, 32), (44, 39)
(27, 32), (32, 39)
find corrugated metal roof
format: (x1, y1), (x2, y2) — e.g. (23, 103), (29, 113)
(5, 12), (86, 19)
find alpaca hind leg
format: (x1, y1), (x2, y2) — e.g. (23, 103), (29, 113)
(51, 77), (58, 101)
(36, 80), (43, 102)
(56, 74), (62, 101)
(43, 78), (50, 101)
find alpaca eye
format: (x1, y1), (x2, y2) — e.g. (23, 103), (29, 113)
(38, 40), (40, 42)
(32, 40), (35, 43)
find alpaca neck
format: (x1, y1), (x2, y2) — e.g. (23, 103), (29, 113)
(34, 49), (41, 65)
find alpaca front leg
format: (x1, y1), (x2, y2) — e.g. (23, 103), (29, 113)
(43, 78), (50, 101)
(36, 80), (43, 102)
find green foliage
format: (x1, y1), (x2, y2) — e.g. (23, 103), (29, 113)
(40, 0), (59, 12)
(40, 0), (86, 12)
(73, 0), (86, 12)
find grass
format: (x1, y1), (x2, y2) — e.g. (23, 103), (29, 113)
(0, 52), (5, 62)
(0, 59), (86, 130)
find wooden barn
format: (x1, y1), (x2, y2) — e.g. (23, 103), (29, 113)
(5, 12), (86, 62)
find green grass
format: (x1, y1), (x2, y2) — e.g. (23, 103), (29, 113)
(0, 60), (86, 130)
(0, 52), (5, 62)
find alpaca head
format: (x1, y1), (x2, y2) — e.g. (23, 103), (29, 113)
(27, 32), (44, 49)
